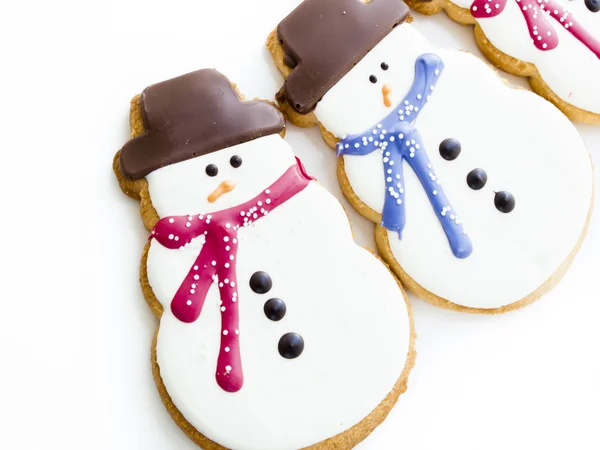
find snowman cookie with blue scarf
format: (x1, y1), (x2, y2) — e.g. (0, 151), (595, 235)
(268, 0), (593, 313)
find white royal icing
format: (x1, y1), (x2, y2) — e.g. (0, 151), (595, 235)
(451, 0), (600, 115)
(315, 24), (592, 309)
(146, 135), (411, 450)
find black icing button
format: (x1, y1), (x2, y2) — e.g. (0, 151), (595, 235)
(466, 168), (488, 190)
(585, 0), (600, 12)
(230, 155), (243, 168)
(439, 138), (461, 161)
(250, 271), (272, 294)
(205, 164), (218, 177)
(494, 191), (516, 213)
(278, 333), (304, 359)
(264, 298), (286, 321)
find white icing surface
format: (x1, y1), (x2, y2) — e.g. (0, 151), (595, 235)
(316, 24), (592, 309)
(450, 0), (600, 115)
(146, 136), (410, 450)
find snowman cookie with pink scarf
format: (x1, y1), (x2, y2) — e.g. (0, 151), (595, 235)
(269, 0), (593, 313)
(114, 69), (414, 450)
(405, 0), (600, 123)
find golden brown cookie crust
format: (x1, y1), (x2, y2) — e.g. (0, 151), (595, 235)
(114, 91), (417, 449)
(267, 28), (595, 314)
(403, 0), (600, 125)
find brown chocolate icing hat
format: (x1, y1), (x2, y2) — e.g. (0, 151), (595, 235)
(277, 0), (409, 114)
(120, 69), (285, 180)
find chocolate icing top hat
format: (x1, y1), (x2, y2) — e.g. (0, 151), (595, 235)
(120, 69), (285, 180)
(277, 0), (409, 114)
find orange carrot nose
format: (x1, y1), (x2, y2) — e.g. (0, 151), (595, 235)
(207, 180), (236, 203)
(382, 83), (393, 107)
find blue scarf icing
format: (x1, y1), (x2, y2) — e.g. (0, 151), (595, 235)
(337, 53), (473, 259)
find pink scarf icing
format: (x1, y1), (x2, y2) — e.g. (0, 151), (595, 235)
(151, 158), (313, 392)
(471, 0), (600, 58)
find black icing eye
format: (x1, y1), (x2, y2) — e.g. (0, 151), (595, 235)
(585, 0), (600, 12)
(381, 62), (389, 70)
(230, 155), (243, 168)
(369, 75), (378, 84)
(205, 164), (218, 177)
(494, 191), (516, 213)
(250, 271), (272, 294)
(466, 168), (487, 190)
(439, 138), (462, 161)
(264, 298), (286, 321)
(278, 333), (304, 359)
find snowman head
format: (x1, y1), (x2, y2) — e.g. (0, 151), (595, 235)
(119, 69), (289, 216)
(277, 0), (409, 115)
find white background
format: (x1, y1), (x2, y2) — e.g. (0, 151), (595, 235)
(1, 0), (599, 449)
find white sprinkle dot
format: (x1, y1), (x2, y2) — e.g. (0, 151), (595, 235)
(226, 365), (232, 372)
(225, 347), (230, 352)
(221, 306), (226, 312)
(168, 234), (174, 240)
(186, 300), (192, 306)
(211, 261), (216, 266)
(224, 236), (229, 242)
(169, 218), (174, 223)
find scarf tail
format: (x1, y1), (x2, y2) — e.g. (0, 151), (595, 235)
(404, 135), (473, 259)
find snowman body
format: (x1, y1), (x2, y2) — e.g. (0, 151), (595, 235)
(317, 24), (592, 309)
(145, 134), (410, 450)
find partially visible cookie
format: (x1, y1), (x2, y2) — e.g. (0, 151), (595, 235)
(405, 0), (600, 124)
(114, 68), (415, 449)
(268, 0), (594, 313)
